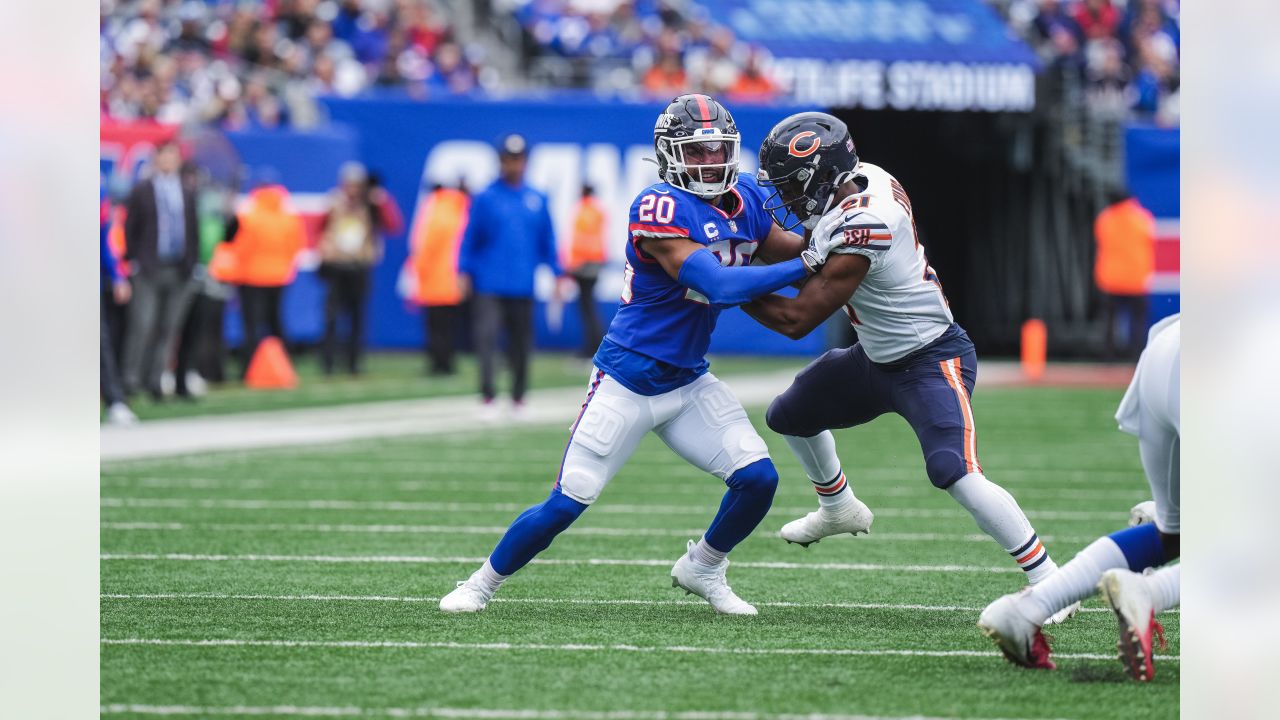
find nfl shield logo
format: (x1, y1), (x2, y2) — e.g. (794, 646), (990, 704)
(729, 220), (738, 233)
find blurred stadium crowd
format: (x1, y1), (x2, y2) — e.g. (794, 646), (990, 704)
(101, 0), (1179, 130)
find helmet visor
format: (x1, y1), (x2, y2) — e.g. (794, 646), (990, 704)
(661, 134), (740, 198)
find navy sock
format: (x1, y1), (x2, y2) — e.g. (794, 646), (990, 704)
(1108, 522), (1166, 572)
(704, 458), (779, 552)
(489, 489), (588, 575)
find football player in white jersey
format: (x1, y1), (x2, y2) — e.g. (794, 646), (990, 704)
(978, 315), (1180, 680)
(744, 112), (1077, 623)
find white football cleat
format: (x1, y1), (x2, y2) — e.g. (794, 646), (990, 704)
(1128, 500), (1158, 527)
(779, 497), (874, 547)
(1098, 568), (1166, 682)
(439, 578), (494, 613)
(977, 592), (1056, 670)
(1043, 600), (1082, 626)
(670, 540), (757, 615)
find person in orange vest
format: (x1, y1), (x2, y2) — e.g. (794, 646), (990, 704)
(220, 174), (306, 379)
(563, 184), (608, 357)
(407, 179), (470, 375)
(1094, 189), (1156, 359)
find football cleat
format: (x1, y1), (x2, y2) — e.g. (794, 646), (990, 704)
(1098, 568), (1166, 682)
(1043, 600), (1082, 626)
(779, 498), (874, 547)
(1128, 500), (1158, 527)
(439, 578), (494, 613)
(977, 592), (1056, 670)
(670, 540), (758, 615)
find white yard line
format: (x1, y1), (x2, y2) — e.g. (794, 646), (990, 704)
(100, 592), (1176, 615)
(99, 497), (1123, 521)
(99, 521), (1098, 544)
(99, 704), (1047, 720)
(99, 637), (1178, 662)
(100, 372), (799, 461)
(98, 553), (1022, 574)
(99, 475), (1149, 502)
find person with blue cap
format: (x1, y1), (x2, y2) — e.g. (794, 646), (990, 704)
(458, 133), (561, 419)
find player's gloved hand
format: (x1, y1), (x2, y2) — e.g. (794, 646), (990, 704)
(800, 208), (853, 272)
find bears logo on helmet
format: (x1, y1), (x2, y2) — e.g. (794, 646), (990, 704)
(758, 112), (859, 231)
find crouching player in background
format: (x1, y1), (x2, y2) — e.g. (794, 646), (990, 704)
(440, 95), (828, 615)
(979, 315), (1180, 681)
(744, 112), (1077, 623)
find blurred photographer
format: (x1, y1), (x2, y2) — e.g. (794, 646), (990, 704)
(318, 162), (403, 375)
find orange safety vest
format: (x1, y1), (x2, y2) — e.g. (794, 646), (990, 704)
(565, 197), (607, 271)
(216, 185), (306, 287)
(1094, 198), (1155, 295)
(410, 188), (470, 306)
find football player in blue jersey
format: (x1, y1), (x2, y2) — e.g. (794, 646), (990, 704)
(441, 94), (828, 615)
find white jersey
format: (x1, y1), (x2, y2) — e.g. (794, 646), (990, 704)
(817, 162), (954, 363)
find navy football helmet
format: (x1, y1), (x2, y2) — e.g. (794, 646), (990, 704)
(757, 112), (859, 231)
(653, 94), (741, 199)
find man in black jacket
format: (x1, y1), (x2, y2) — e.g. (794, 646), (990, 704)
(122, 141), (200, 399)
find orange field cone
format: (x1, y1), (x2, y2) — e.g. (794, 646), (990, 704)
(1021, 319), (1047, 381)
(245, 336), (299, 389)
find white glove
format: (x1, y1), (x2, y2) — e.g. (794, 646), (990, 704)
(1128, 500), (1157, 527)
(802, 208), (851, 271)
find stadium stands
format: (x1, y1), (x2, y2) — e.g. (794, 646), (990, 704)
(101, 1), (1178, 128)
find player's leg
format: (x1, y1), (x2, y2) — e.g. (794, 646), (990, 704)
(656, 374), (775, 614)
(472, 293), (500, 405)
(765, 345), (888, 545)
(440, 370), (653, 612)
(895, 352), (1069, 594)
(979, 327), (1180, 670)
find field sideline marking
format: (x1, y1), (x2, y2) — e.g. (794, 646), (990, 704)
(99, 476), (1149, 503)
(99, 553), (1024, 573)
(100, 592), (1177, 615)
(99, 704), (1055, 720)
(100, 497), (1122, 521)
(98, 522), (1097, 544)
(99, 637), (1179, 662)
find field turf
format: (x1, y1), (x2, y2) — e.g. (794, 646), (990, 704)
(101, 384), (1177, 719)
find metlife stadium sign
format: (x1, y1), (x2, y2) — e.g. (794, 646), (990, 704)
(699, 0), (1040, 112)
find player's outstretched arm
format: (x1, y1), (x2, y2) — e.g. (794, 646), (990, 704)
(742, 253), (869, 339)
(754, 222), (806, 264)
(638, 236), (816, 307)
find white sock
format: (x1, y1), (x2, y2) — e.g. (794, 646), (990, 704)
(689, 537), (728, 567)
(785, 432), (855, 510)
(947, 472), (1057, 582)
(1147, 563), (1180, 612)
(1018, 536), (1128, 624)
(473, 559), (509, 594)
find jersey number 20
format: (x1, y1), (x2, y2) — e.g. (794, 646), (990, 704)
(637, 194), (676, 224)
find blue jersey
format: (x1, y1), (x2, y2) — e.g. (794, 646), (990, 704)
(597, 174), (774, 394)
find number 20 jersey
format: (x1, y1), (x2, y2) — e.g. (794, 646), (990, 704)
(821, 162), (955, 363)
(605, 173), (775, 369)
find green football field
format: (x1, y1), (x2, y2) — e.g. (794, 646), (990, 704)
(100, 384), (1178, 719)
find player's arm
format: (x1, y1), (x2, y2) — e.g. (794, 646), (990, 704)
(742, 253), (870, 340)
(637, 236), (818, 306)
(754, 222), (806, 264)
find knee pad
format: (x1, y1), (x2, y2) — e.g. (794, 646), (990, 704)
(557, 456), (609, 505)
(766, 396), (807, 436)
(726, 458), (779, 498)
(925, 450), (967, 489)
